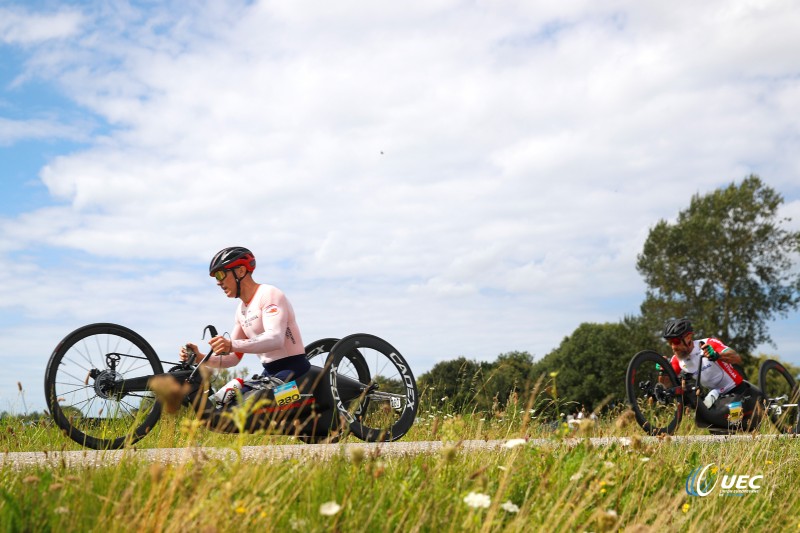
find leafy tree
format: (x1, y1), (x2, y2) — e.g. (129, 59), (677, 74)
(637, 175), (800, 358)
(417, 357), (492, 412)
(745, 353), (800, 386)
(482, 351), (537, 407)
(531, 317), (659, 411)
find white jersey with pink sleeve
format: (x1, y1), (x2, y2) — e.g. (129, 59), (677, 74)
(207, 284), (305, 369)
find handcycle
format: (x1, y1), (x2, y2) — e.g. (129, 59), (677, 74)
(625, 350), (799, 435)
(44, 323), (419, 450)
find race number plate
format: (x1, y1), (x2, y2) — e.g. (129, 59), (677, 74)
(728, 401), (743, 423)
(274, 381), (301, 407)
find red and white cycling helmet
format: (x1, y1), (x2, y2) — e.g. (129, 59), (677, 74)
(209, 246), (256, 276)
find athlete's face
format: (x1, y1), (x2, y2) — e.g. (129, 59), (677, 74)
(668, 332), (693, 359)
(213, 268), (238, 298)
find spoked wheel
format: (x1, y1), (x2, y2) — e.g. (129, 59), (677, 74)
(44, 323), (163, 449)
(300, 338), (372, 442)
(625, 350), (683, 435)
(305, 338), (370, 383)
(329, 334), (418, 442)
(758, 359), (800, 434)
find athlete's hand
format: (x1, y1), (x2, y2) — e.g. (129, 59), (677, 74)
(180, 343), (201, 362)
(209, 336), (232, 356)
(701, 343), (720, 361)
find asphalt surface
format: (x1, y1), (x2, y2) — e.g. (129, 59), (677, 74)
(1, 434), (789, 470)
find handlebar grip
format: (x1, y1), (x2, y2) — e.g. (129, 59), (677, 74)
(184, 344), (197, 366)
(187, 325), (220, 383)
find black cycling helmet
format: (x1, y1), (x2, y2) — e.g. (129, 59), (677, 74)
(662, 318), (693, 339)
(209, 247), (256, 299)
(209, 246), (256, 275)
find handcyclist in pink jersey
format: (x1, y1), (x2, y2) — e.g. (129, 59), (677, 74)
(660, 318), (746, 409)
(179, 246), (309, 405)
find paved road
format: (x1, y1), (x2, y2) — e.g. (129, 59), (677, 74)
(1, 434), (788, 469)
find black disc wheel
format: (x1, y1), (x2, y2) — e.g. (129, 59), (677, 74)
(758, 359), (799, 434)
(329, 334), (418, 442)
(44, 323), (164, 449)
(626, 350), (683, 435)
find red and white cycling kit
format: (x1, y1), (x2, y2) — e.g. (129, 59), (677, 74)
(207, 284), (305, 369)
(669, 338), (743, 395)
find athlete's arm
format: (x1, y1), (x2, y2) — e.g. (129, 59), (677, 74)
(705, 338), (742, 365)
(718, 348), (742, 365)
(658, 356), (681, 386)
(204, 323), (246, 369)
(230, 300), (289, 355)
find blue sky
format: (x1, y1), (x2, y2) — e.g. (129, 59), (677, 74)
(2, 0), (800, 412)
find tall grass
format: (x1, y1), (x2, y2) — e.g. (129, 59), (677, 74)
(1, 424), (798, 531)
(2, 378), (798, 531)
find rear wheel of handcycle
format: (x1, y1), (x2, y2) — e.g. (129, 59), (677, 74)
(329, 334), (418, 442)
(625, 350), (683, 435)
(305, 338), (370, 383)
(44, 323), (164, 449)
(758, 359), (800, 434)
(300, 338), (372, 442)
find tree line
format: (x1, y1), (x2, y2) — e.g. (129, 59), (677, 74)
(419, 176), (800, 416)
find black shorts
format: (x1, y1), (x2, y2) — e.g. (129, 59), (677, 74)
(260, 354), (310, 382)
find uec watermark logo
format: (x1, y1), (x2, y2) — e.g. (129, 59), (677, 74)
(685, 463), (763, 497)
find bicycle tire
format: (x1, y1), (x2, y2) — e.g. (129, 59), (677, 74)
(329, 334), (418, 442)
(300, 338), (371, 440)
(626, 350), (683, 435)
(758, 359), (800, 434)
(44, 323), (164, 449)
(305, 338), (370, 383)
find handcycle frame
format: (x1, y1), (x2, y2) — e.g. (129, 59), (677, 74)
(626, 349), (800, 435)
(44, 323), (419, 450)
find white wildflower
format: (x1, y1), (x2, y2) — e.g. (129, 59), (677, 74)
(319, 501), (341, 516)
(501, 501), (520, 513)
(463, 491), (491, 509)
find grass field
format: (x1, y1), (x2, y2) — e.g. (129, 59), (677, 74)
(1, 392), (798, 532)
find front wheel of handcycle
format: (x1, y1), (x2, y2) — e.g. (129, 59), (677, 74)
(328, 334), (418, 442)
(625, 350), (683, 435)
(758, 359), (800, 434)
(44, 323), (164, 449)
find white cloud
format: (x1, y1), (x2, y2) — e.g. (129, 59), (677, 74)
(0, 117), (89, 146)
(0, 7), (83, 45)
(2, 0), (800, 410)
